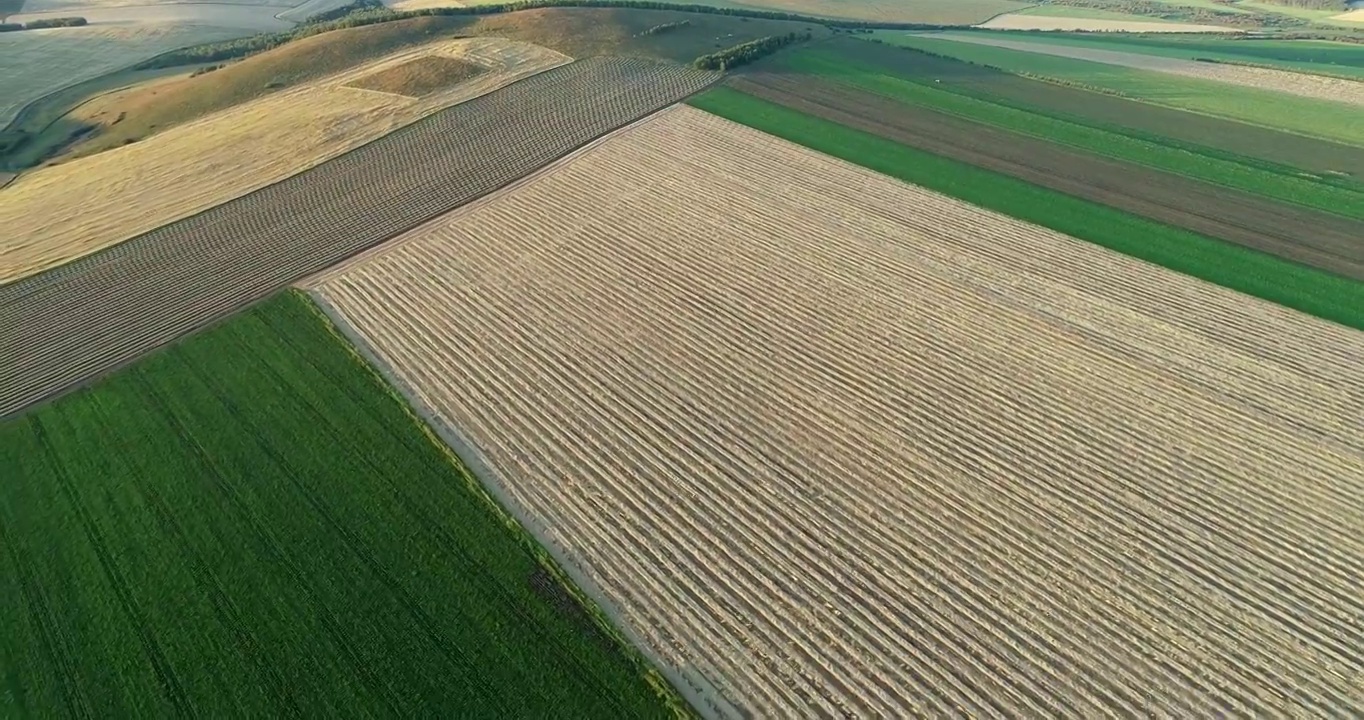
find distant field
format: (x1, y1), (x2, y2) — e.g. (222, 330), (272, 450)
(0, 291), (683, 716)
(779, 45), (1364, 222)
(876, 33), (1364, 145)
(386, 0), (1032, 24)
(960, 31), (1364, 78)
(0, 36), (569, 282)
(0, 23), (245, 127)
(981, 7), (1230, 32)
(310, 103), (1364, 717)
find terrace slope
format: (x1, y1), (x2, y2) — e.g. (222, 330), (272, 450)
(307, 104), (1364, 718)
(0, 58), (720, 419)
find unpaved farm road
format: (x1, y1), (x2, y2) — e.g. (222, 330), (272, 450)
(923, 32), (1364, 107)
(311, 105), (1364, 719)
(0, 58), (718, 420)
(732, 73), (1364, 280)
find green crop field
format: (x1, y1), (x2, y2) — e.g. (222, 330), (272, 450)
(0, 292), (682, 717)
(871, 33), (1364, 146)
(949, 30), (1364, 78)
(782, 48), (1364, 218)
(689, 86), (1364, 330)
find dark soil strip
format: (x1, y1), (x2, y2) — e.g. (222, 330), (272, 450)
(0, 58), (719, 420)
(820, 37), (1364, 181)
(731, 73), (1364, 282)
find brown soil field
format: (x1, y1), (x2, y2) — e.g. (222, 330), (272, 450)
(934, 33), (1364, 107)
(0, 37), (569, 283)
(385, 0), (1032, 25)
(0, 58), (718, 419)
(345, 55), (488, 97)
(977, 14), (1233, 32)
(732, 73), (1364, 280)
(830, 37), (1364, 179)
(307, 104), (1364, 717)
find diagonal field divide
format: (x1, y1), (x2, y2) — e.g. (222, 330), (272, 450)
(0, 57), (719, 420)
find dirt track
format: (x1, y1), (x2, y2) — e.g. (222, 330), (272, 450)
(732, 73), (1364, 280)
(0, 58), (718, 420)
(311, 105), (1364, 718)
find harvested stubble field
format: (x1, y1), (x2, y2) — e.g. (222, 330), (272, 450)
(729, 72), (1364, 279)
(0, 22), (245, 126)
(309, 105), (1364, 717)
(977, 13), (1231, 32)
(929, 31), (1364, 106)
(0, 58), (719, 420)
(0, 37), (570, 282)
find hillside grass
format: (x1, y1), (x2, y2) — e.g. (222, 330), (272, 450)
(389, 0), (1031, 24)
(0, 291), (686, 717)
(952, 29), (1364, 78)
(874, 32), (1364, 146)
(689, 85), (1364, 331)
(66, 16), (473, 157)
(782, 47), (1364, 218)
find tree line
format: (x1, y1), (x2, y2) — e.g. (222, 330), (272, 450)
(134, 0), (952, 70)
(0, 15), (87, 31)
(639, 19), (690, 35)
(693, 31), (812, 71)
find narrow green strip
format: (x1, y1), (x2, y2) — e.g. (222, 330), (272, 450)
(689, 86), (1364, 331)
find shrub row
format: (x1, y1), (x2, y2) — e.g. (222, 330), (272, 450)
(693, 31), (812, 70)
(0, 15), (88, 31)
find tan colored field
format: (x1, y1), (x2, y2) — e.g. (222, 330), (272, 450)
(0, 37), (569, 283)
(936, 33), (1364, 106)
(978, 13), (1232, 32)
(308, 105), (1364, 717)
(1331, 8), (1364, 22)
(0, 23), (245, 126)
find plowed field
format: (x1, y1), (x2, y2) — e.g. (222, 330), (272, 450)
(730, 73), (1364, 280)
(309, 105), (1364, 718)
(0, 59), (719, 419)
(0, 37), (570, 283)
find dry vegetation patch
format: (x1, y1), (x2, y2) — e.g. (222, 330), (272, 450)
(310, 105), (1364, 718)
(978, 13), (1232, 31)
(0, 36), (570, 282)
(345, 54), (488, 97)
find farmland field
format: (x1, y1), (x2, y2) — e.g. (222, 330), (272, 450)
(0, 37), (570, 282)
(776, 44), (1364, 221)
(920, 31), (1364, 105)
(0, 56), (718, 420)
(876, 33), (1364, 145)
(0, 291), (683, 716)
(0, 23), (246, 127)
(978, 10), (1227, 32)
(951, 30), (1364, 78)
(308, 105), (1364, 717)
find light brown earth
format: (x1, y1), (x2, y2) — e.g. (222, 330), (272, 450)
(0, 36), (569, 283)
(384, 0), (1033, 24)
(345, 55), (488, 97)
(308, 105), (1364, 718)
(932, 32), (1364, 107)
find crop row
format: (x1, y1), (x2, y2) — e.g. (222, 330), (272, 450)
(311, 105), (1364, 717)
(0, 57), (720, 419)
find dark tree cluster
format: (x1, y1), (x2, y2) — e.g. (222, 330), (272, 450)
(692, 31), (812, 70)
(21, 15), (88, 28)
(0, 22), (22, 31)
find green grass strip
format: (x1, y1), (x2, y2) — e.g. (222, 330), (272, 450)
(871, 33), (1364, 147)
(690, 86), (1364, 332)
(782, 49), (1364, 220)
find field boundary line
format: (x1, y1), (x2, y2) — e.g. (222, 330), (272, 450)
(299, 103), (687, 286)
(306, 289), (736, 720)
